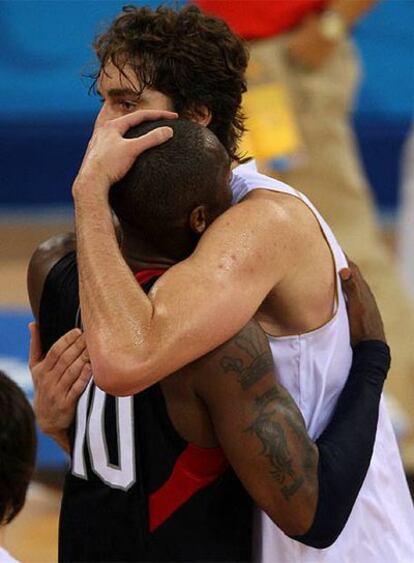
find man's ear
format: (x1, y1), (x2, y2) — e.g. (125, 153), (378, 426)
(187, 105), (212, 127)
(189, 206), (207, 234)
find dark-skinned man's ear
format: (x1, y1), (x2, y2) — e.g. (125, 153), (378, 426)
(189, 205), (207, 234)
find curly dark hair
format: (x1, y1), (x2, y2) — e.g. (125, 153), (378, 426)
(0, 370), (36, 525)
(92, 4), (249, 160)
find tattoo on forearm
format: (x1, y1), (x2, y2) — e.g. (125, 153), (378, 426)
(268, 388), (317, 481)
(285, 412), (317, 482)
(221, 353), (274, 390)
(254, 386), (291, 411)
(246, 399), (304, 500)
(246, 386), (318, 501)
(215, 323), (317, 501)
(220, 325), (274, 389)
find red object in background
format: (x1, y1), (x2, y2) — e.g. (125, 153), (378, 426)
(195, 0), (326, 40)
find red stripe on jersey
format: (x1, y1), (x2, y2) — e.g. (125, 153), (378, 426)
(135, 269), (167, 286)
(149, 444), (229, 532)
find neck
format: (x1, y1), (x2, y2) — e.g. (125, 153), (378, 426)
(121, 237), (176, 273)
(120, 223), (198, 273)
(0, 526), (5, 548)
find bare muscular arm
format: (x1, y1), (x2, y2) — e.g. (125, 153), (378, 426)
(191, 316), (389, 543)
(192, 322), (318, 536)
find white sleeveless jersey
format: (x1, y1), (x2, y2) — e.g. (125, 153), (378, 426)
(0, 548), (19, 563)
(231, 160), (414, 562)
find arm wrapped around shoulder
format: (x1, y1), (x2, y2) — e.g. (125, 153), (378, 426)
(291, 340), (391, 548)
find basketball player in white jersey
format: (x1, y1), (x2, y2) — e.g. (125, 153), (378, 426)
(32, 5), (414, 561)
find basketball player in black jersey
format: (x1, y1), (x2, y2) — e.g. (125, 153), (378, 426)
(28, 120), (389, 562)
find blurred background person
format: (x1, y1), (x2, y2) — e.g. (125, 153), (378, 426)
(196, 0), (414, 468)
(0, 371), (36, 563)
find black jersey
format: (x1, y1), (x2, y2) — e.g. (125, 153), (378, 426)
(40, 252), (253, 562)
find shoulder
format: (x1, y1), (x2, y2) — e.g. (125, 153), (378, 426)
(30, 232), (76, 264)
(192, 189), (305, 279)
(196, 192), (296, 258)
(232, 162), (317, 230)
(27, 232), (76, 320)
(213, 175), (310, 242)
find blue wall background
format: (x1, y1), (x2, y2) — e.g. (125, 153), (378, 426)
(1, 0), (413, 212)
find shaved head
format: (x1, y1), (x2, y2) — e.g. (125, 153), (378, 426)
(109, 119), (232, 259)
